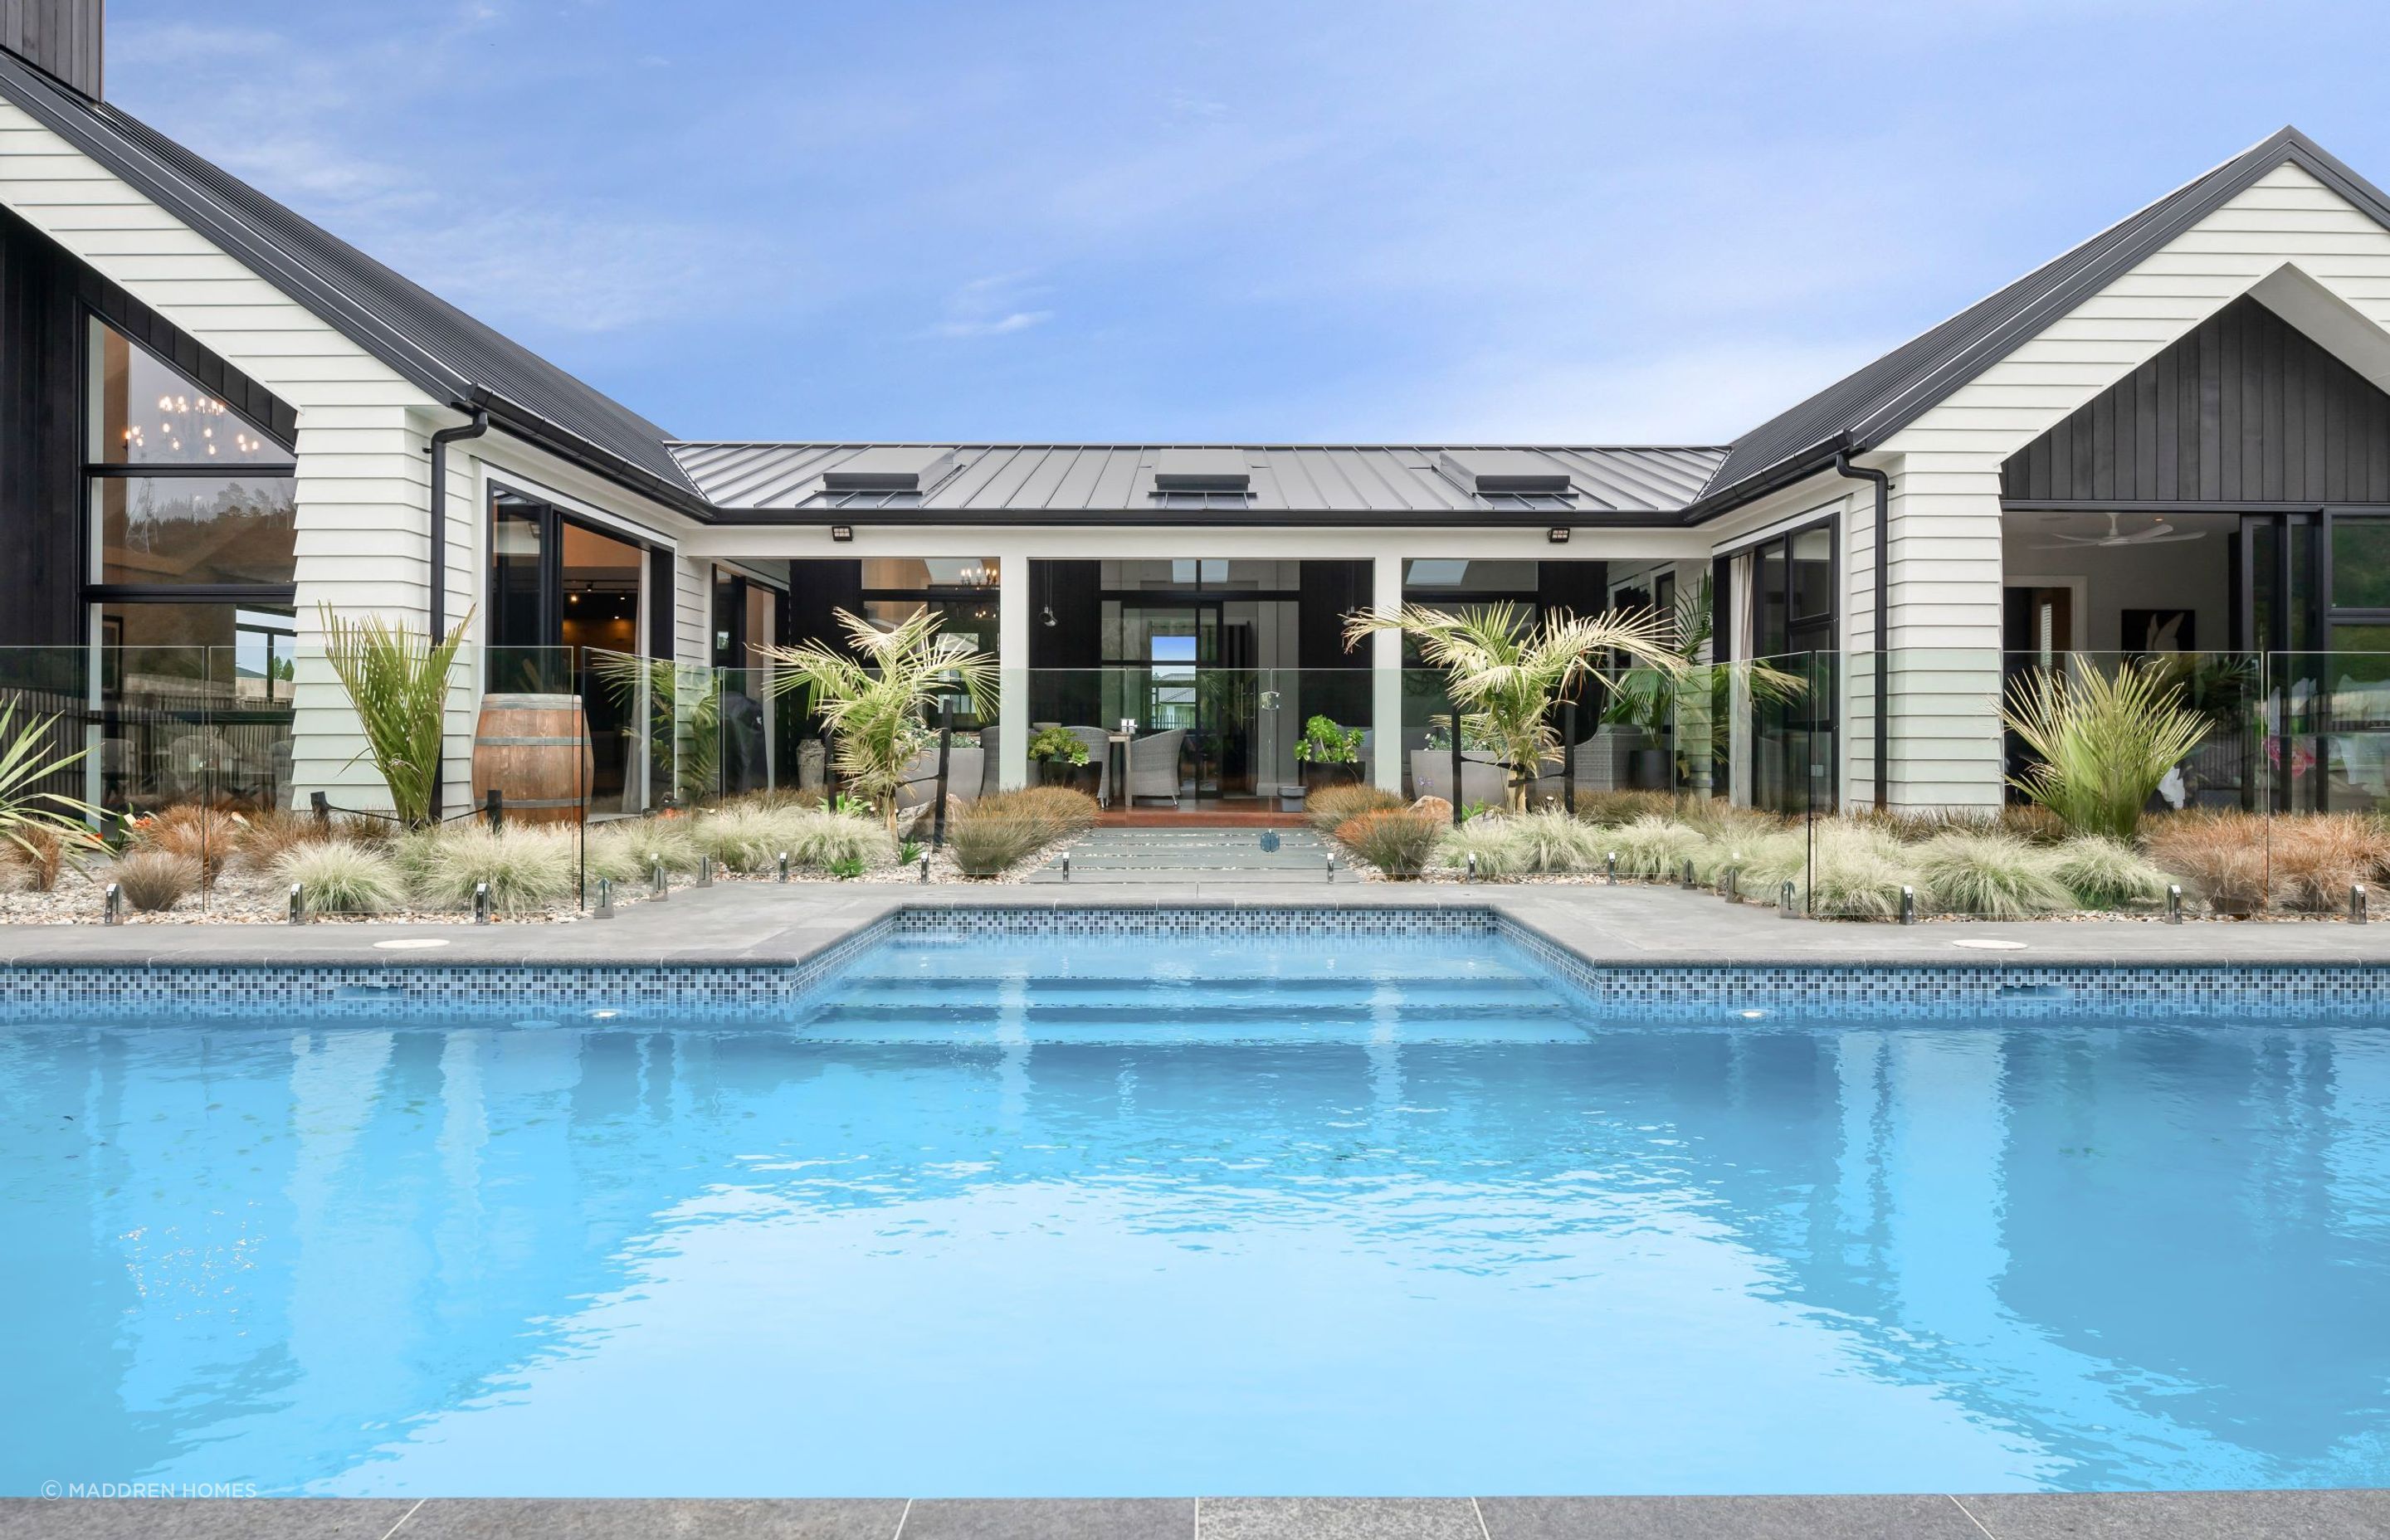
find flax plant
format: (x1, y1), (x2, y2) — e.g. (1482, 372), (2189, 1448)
(1344, 601), (1682, 811)
(318, 604), (472, 831)
(0, 699), (100, 860)
(758, 608), (993, 834)
(2002, 660), (2207, 842)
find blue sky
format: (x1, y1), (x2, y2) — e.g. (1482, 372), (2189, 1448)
(106, 1), (2390, 446)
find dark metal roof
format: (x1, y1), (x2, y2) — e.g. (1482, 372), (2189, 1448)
(1688, 127), (2390, 521)
(671, 442), (1728, 524)
(0, 47), (710, 514)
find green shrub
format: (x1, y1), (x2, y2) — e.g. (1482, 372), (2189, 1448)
(1914, 831), (2072, 919)
(408, 826), (578, 914)
(276, 841), (405, 914)
(110, 850), (198, 912)
(1027, 725), (1090, 765)
(2051, 836), (2173, 909)
(827, 855), (866, 880)
(1332, 808), (1443, 879)
(2003, 661), (2207, 841)
(1305, 782), (1403, 834)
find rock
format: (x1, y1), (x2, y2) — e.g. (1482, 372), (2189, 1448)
(1411, 796), (1452, 821)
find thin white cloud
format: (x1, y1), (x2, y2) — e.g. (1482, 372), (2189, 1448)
(922, 274), (1056, 341)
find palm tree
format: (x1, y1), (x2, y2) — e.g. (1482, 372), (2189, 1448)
(1344, 601), (1683, 811)
(1602, 573), (1807, 790)
(758, 607), (994, 832)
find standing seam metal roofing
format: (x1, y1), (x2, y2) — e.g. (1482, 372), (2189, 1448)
(0, 48), (708, 514)
(667, 443), (1728, 519)
(1690, 127), (2390, 519)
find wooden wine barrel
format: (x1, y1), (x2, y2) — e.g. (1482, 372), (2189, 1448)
(471, 694), (593, 825)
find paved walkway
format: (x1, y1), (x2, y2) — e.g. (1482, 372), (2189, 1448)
(7, 876), (2389, 968)
(5, 1489), (2386, 1538)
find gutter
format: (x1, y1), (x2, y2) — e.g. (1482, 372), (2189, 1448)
(1832, 446), (1891, 811)
(427, 398), (491, 638)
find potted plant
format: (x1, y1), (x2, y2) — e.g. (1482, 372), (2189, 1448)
(1599, 575), (1803, 792)
(1293, 714), (1365, 793)
(1028, 725), (1094, 791)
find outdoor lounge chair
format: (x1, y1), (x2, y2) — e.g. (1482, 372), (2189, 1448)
(1127, 728), (1187, 807)
(1064, 725), (1111, 804)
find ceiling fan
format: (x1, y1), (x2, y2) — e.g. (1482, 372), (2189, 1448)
(2031, 511), (2207, 549)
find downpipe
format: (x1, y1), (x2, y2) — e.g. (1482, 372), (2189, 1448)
(426, 402), (490, 821)
(1833, 447), (1891, 813)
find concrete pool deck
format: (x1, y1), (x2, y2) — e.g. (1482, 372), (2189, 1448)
(7, 1490), (2390, 1539)
(6, 875), (2390, 969)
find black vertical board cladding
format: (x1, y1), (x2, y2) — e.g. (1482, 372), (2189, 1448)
(1296, 559), (1371, 735)
(2005, 294), (2390, 505)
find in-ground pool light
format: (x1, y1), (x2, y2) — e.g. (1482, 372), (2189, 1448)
(2355, 884), (2370, 924)
(288, 883), (305, 924)
(2166, 884), (2183, 924)
(778, 851), (790, 883)
(1606, 850), (1617, 884)
(1899, 885), (1916, 925)
(103, 882), (122, 925)
(473, 882), (491, 925)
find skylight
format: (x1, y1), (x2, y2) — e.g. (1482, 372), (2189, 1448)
(1152, 447), (1251, 493)
(1436, 449), (1573, 496)
(822, 446), (958, 492)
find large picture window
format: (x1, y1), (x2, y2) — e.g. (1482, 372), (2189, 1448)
(85, 319), (299, 811)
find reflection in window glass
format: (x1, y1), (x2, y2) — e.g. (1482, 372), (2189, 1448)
(2334, 520), (2390, 610)
(559, 519), (642, 660)
(1791, 527), (1834, 620)
(97, 476), (297, 586)
(858, 557), (999, 590)
(96, 602), (296, 813)
(489, 495), (546, 670)
(92, 322), (289, 466)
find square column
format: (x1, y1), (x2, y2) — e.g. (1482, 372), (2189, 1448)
(998, 555), (1030, 790)
(1370, 554), (1403, 795)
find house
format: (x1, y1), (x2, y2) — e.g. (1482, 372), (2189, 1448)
(0, 3), (2381, 819)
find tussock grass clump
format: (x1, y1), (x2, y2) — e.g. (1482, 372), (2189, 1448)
(689, 805), (794, 873)
(1856, 805), (2067, 846)
(7, 822), (95, 892)
(2144, 811), (2268, 915)
(1799, 825), (1921, 919)
(110, 850), (199, 912)
(785, 809), (899, 871)
(2051, 836), (2173, 910)
(233, 807), (335, 869)
(1438, 816), (1525, 878)
(1572, 790), (1680, 828)
(1607, 814), (1707, 879)
(276, 841), (404, 914)
(1914, 831), (2072, 919)
(1332, 808), (1444, 879)
(408, 826), (578, 914)
(588, 817), (700, 883)
(2266, 813), (2390, 912)
(1306, 783), (1403, 835)
(137, 804), (241, 884)
(945, 788), (1098, 878)
(1501, 810), (1607, 873)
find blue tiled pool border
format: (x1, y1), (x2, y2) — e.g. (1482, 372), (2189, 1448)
(2, 905), (2387, 1021)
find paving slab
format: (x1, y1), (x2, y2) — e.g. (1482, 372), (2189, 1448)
(895, 1497), (1193, 1539)
(1957, 1489), (2390, 1538)
(393, 1498), (905, 1539)
(0, 1499), (416, 1539)
(1478, 1494), (1986, 1539)
(1196, 1497), (1484, 1540)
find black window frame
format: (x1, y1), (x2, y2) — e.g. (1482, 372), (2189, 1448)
(485, 479), (665, 690)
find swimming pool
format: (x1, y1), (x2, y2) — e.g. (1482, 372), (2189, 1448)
(5, 925), (2389, 1497)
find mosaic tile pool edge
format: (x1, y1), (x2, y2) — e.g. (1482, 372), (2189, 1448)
(2, 904), (2387, 1020)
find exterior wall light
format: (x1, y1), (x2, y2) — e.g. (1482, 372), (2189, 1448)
(830, 525), (854, 542)
(1547, 527), (1570, 543)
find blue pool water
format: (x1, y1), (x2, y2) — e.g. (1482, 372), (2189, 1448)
(6, 933), (2390, 1498)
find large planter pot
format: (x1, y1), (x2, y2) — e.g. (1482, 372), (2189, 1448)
(1300, 761), (1362, 794)
(1036, 758), (1095, 792)
(1629, 748), (1672, 791)
(471, 694), (593, 825)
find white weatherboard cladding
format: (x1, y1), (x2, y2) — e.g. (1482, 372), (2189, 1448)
(1867, 160), (2390, 810)
(0, 98), (693, 812)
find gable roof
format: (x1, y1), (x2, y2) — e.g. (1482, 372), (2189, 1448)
(671, 442), (1726, 524)
(0, 47), (710, 517)
(1686, 126), (2390, 522)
